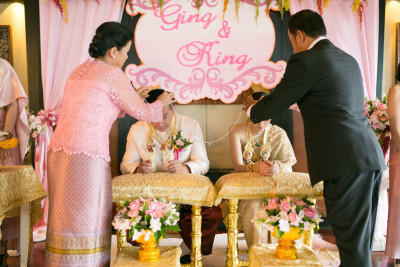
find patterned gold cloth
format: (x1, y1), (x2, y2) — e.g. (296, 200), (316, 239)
(112, 172), (216, 207)
(214, 172), (324, 205)
(113, 246), (181, 267)
(0, 165), (47, 239)
(249, 244), (323, 267)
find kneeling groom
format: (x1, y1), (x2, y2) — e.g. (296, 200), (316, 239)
(120, 89), (222, 263)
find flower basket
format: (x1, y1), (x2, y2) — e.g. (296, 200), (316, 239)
(112, 197), (180, 262)
(254, 196), (323, 260)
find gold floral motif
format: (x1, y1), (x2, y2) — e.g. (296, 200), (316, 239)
(271, 227), (303, 260)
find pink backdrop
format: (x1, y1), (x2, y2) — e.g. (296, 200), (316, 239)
(290, 1), (379, 99)
(34, 0), (124, 237)
(125, 0), (286, 104)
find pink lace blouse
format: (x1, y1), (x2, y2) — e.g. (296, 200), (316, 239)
(49, 59), (163, 163)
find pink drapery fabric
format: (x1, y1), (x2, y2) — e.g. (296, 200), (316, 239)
(290, 1), (379, 99)
(35, 0), (125, 235)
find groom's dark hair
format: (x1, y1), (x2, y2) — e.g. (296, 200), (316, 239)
(288, 9), (327, 38)
(146, 89), (174, 110)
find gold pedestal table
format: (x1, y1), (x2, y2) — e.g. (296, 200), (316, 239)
(0, 165), (47, 267)
(214, 172), (324, 267)
(112, 172), (217, 267)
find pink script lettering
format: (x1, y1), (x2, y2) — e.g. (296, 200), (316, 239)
(177, 41), (252, 71)
(156, 4), (218, 31)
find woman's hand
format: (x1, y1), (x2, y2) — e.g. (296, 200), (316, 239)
(157, 92), (176, 106)
(255, 160), (281, 176)
(136, 86), (150, 100)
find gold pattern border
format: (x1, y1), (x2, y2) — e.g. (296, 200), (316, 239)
(45, 244), (111, 255)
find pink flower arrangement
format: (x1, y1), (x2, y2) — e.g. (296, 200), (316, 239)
(26, 109), (58, 146)
(364, 96), (391, 156)
(112, 197), (180, 242)
(254, 196), (323, 239)
(171, 130), (192, 160)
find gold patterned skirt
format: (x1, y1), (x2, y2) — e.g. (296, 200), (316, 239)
(45, 150), (112, 267)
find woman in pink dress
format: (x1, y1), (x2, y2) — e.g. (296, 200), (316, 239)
(386, 63), (400, 266)
(44, 22), (174, 267)
(0, 58), (30, 267)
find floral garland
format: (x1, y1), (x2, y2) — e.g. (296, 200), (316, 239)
(26, 109), (58, 147)
(243, 122), (272, 165)
(146, 114), (178, 164)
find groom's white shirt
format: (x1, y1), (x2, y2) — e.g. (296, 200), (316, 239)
(120, 113), (210, 175)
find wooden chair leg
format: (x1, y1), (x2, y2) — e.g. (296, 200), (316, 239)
(190, 205), (202, 267)
(226, 199), (239, 267)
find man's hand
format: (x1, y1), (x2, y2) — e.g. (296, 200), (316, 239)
(138, 160), (153, 173)
(166, 160), (190, 173)
(242, 95), (258, 112)
(136, 86), (150, 100)
(254, 160), (280, 177)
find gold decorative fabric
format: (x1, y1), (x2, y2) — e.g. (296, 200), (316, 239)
(214, 172), (323, 205)
(113, 246), (181, 267)
(0, 165), (47, 238)
(249, 244), (323, 267)
(112, 173), (216, 207)
(315, 248), (340, 266)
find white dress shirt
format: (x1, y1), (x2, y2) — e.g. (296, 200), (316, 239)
(120, 113), (210, 175)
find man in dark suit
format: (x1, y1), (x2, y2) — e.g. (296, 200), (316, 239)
(244, 9), (386, 267)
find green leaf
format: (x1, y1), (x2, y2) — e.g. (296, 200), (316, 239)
(277, 230), (283, 239)
(165, 225), (181, 232)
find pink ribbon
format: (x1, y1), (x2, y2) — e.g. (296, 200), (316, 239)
(174, 148), (183, 160)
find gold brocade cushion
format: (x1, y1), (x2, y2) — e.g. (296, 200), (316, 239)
(112, 173), (216, 207)
(214, 172), (323, 205)
(113, 246), (181, 267)
(249, 244), (323, 267)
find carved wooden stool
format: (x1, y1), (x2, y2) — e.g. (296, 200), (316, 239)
(112, 172), (217, 267)
(214, 172), (324, 267)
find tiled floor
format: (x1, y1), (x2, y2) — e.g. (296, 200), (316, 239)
(5, 229), (394, 267)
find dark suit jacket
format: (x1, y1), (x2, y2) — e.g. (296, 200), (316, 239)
(250, 39), (386, 185)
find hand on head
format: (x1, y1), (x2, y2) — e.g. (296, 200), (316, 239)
(136, 86), (150, 100)
(157, 92), (176, 107)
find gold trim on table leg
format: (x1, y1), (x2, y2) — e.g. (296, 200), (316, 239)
(190, 205), (202, 267)
(226, 199), (239, 267)
(0, 214), (4, 240)
(117, 230), (127, 255)
(303, 230), (313, 247)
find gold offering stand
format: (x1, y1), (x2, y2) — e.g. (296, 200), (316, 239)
(0, 165), (47, 267)
(214, 172), (324, 267)
(112, 172), (217, 267)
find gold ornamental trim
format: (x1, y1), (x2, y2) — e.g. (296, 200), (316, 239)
(45, 244), (111, 255)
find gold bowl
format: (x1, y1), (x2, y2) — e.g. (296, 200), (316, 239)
(271, 227), (303, 260)
(136, 230), (162, 262)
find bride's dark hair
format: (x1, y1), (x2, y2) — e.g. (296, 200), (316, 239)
(88, 22), (133, 58)
(252, 91), (268, 101)
(396, 63), (400, 82)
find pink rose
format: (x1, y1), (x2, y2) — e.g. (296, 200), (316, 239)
(304, 208), (316, 219)
(129, 201), (140, 211)
(32, 131), (38, 138)
(265, 201), (278, 210)
(288, 212), (297, 223)
(294, 200), (306, 206)
(127, 210), (139, 218)
(120, 207), (127, 215)
(280, 200), (291, 212)
(270, 198), (279, 204)
(155, 209), (165, 218)
(176, 140), (184, 147)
